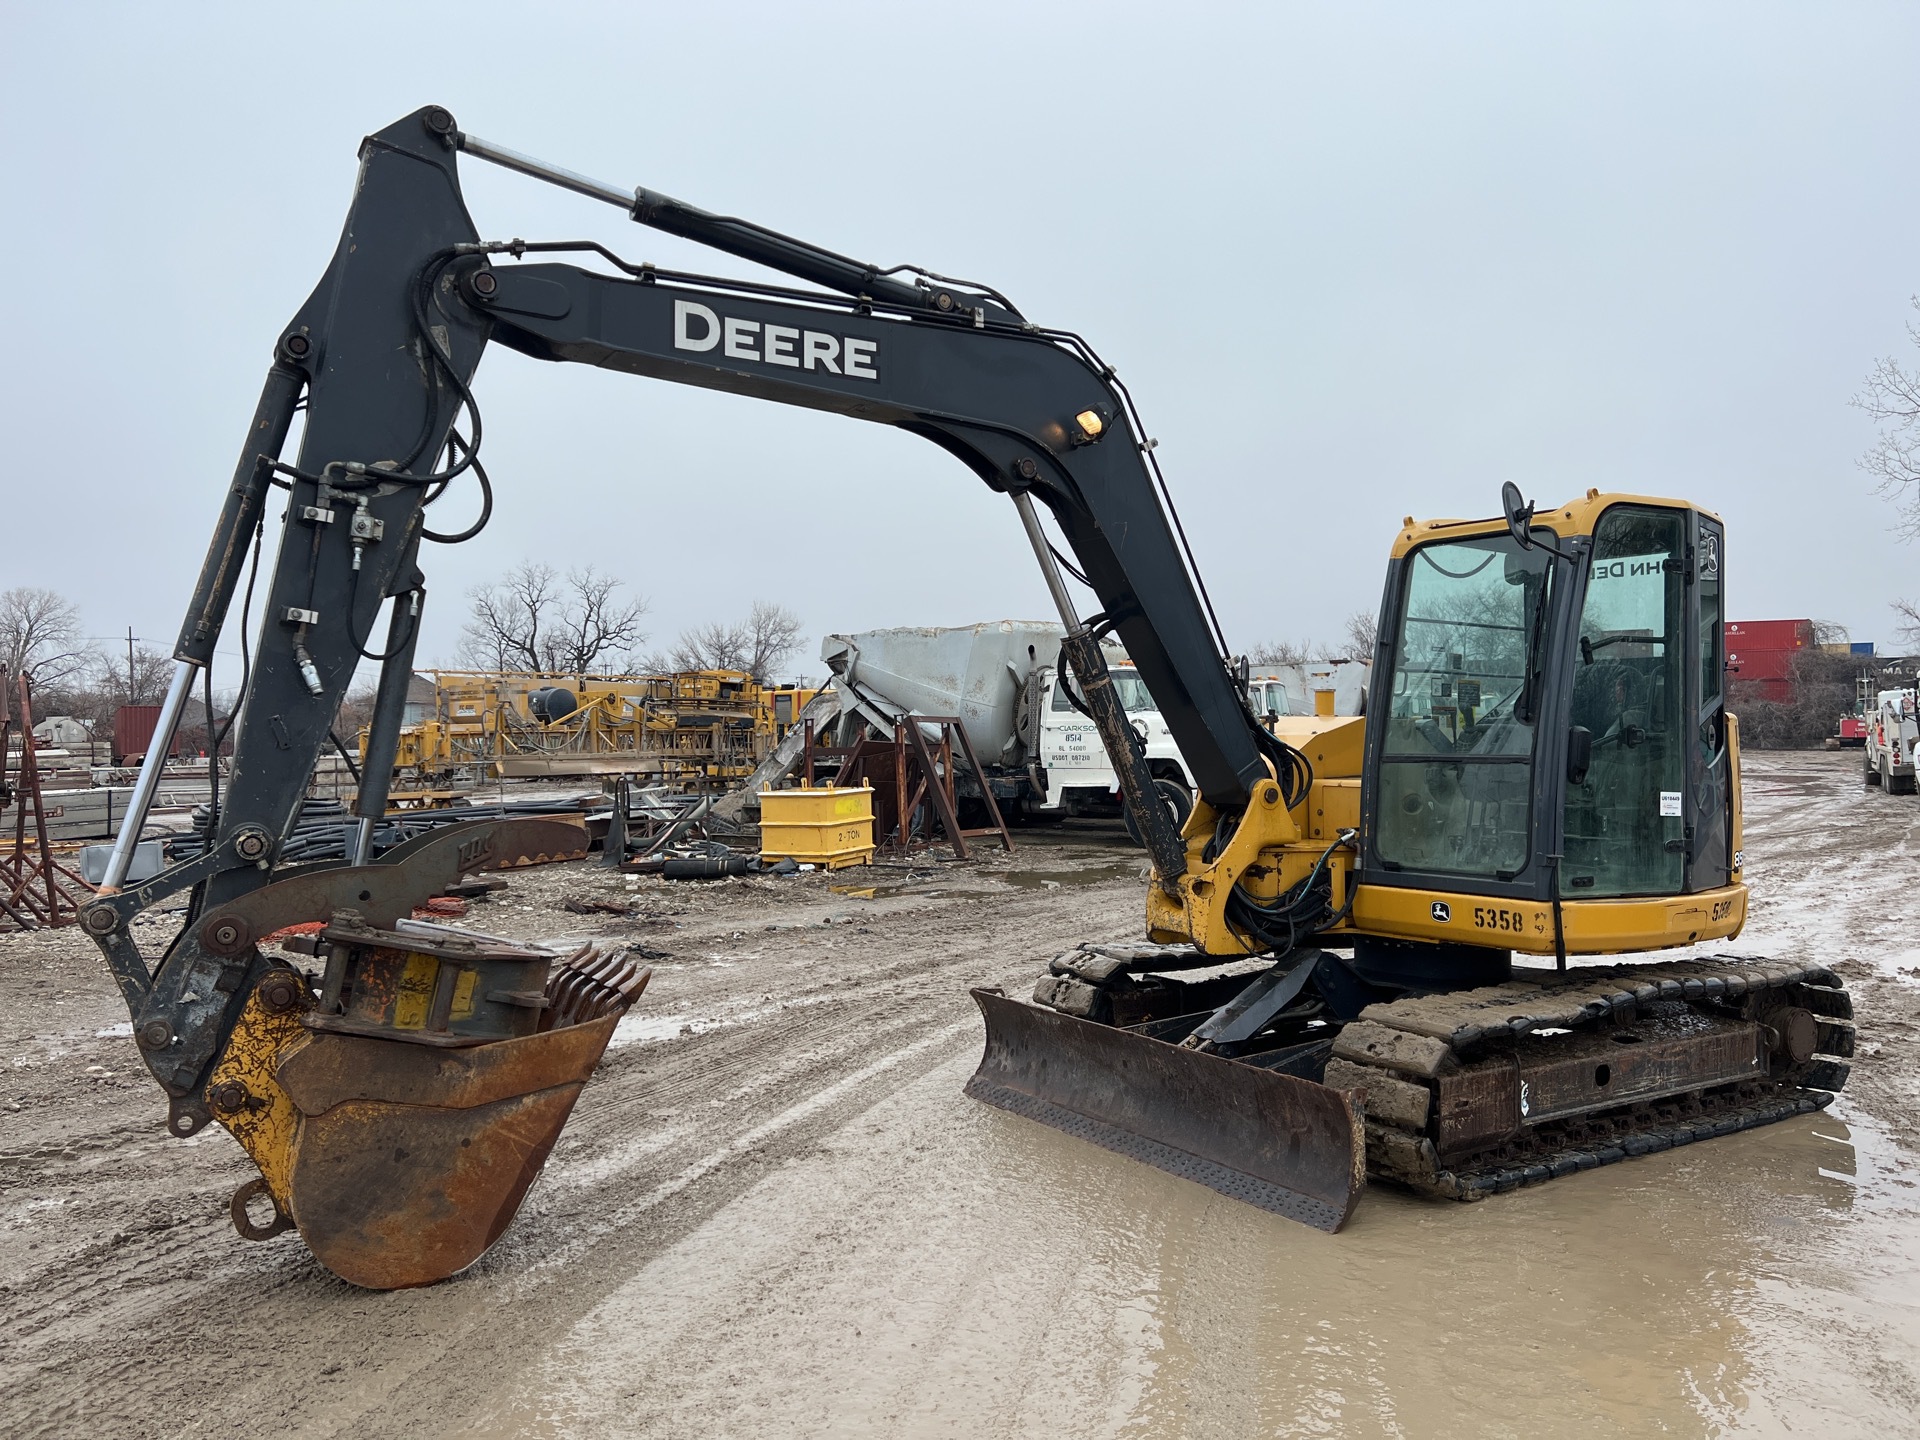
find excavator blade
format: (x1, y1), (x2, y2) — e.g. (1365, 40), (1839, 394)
(213, 950), (645, 1289)
(965, 988), (1367, 1232)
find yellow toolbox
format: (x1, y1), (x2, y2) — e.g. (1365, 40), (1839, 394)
(758, 785), (876, 870)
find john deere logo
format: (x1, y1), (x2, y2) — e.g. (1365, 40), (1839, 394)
(1430, 901), (1452, 923)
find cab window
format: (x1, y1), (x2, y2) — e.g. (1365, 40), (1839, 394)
(1563, 507), (1687, 897)
(1374, 532), (1553, 879)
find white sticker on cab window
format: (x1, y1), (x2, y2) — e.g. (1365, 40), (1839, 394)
(1659, 791), (1683, 817)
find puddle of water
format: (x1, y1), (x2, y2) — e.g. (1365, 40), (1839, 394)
(605, 991), (844, 1051)
(839, 883), (1006, 901)
(611, 1015), (693, 1046)
(999, 863), (1145, 890)
(494, 1053), (1920, 1440)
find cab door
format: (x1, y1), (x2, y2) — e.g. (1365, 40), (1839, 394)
(1562, 505), (1690, 898)
(1686, 514), (1732, 890)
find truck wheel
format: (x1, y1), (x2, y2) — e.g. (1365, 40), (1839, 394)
(1125, 778), (1193, 848)
(1866, 750), (1882, 787)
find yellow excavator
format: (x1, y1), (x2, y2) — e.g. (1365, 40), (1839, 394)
(971, 488), (1851, 1229)
(83, 107), (1850, 1287)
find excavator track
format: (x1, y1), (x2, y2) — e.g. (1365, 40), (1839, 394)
(1331, 956), (1853, 1200)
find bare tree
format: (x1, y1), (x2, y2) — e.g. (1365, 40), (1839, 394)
(653, 619), (746, 675)
(0, 587), (89, 689)
(1854, 297), (1920, 537)
(458, 562), (648, 674)
(94, 644), (173, 706)
(1249, 638), (1312, 667)
(1252, 614), (1376, 668)
(742, 600), (804, 680)
(461, 562), (557, 672)
(51, 644), (176, 732)
(652, 600), (805, 681)
(1811, 619), (1850, 647)
(1339, 610), (1378, 662)
(1894, 598), (1920, 650)
(331, 684), (382, 744)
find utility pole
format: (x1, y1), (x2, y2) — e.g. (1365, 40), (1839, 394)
(127, 627), (136, 704)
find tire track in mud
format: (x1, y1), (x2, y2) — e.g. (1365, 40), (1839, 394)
(0, 855), (1143, 1439)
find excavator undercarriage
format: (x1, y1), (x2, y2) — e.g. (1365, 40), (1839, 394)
(972, 950), (1851, 1229)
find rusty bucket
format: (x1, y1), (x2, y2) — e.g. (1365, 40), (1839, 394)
(213, 940), (647, 1289)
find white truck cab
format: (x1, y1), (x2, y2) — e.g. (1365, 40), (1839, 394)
(1032, 658), (1196, 829)
(1865, 686), (1918, 795)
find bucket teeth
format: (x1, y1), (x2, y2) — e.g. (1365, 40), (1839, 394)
(546, 943), (653, 1026)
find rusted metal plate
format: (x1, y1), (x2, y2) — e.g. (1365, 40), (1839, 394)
(310, 918), (553, 1046)
(1434, 1062), (1521, 1159)
(287, 1084), (589, 1290)
(373, 815), (588, 871)
(277, 1011), (618, 1114)
(1431, 1010), (1766, 1163)
(966, 989), (1366, 1233)
(208, 975), (313, 1213)
(1513, 1013), (1763, 1124)
(273, 1011), (621, 1290)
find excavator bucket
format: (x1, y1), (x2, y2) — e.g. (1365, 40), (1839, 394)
(966, 988), (1367, 1232)
(212, 947), (645, 1289)
(180, 818), (650, 1289)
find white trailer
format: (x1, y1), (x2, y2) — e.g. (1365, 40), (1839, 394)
(1864, 685), (1918, 794)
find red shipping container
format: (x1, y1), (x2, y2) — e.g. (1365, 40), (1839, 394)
(1726, 649), (1794, 682)
(1723, 619), (1813, 652)
(113, 705), (181, 765)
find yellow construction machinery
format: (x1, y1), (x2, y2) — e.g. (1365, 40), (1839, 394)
(973, 486), (1850, 1230)
(365, 669), (817, 785)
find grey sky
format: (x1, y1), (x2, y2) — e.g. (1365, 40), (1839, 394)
(5, 2), (1918, 684)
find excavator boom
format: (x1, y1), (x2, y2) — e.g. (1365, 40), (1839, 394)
(81, 105), (1311, 1285)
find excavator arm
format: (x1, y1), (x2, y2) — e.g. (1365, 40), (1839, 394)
(81, 105), (1304, 1284)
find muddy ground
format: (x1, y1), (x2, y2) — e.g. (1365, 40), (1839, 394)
(2, 750), (1916, 1438)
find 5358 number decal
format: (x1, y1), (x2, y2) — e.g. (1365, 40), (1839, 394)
(1472, 906), (1527, 933)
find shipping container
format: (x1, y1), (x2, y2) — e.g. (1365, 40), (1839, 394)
(1729, 678), (1794, 704)
(113, 704), (181, 765)
(1726, 648), (1795, 683)
(1723, 619), (1813, 652)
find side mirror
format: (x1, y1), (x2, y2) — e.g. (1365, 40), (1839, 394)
(1567, 725), (1593, 785)
(1501, 481), (1534, 550)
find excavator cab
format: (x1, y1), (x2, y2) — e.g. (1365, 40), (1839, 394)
(1365, 492), (1734, 917)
